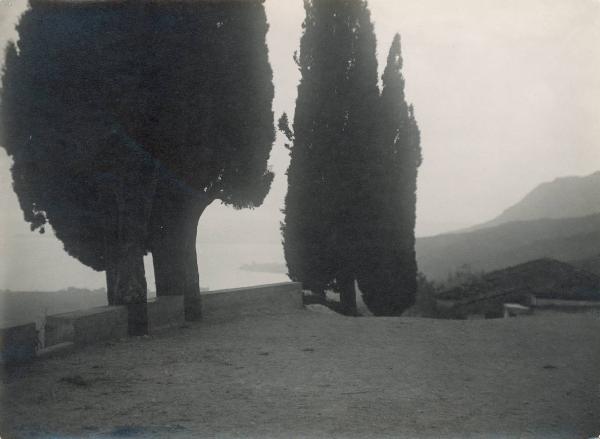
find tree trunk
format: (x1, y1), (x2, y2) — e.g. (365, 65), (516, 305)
(102, 130), (159, 335)
(106, 244), (148, 335)
(151, 187), (209, 321)
(338, 272), (357, 316)
(103, 192), (150, 335)
(181, 210), (202, 321)
(313, 286), (326, 300)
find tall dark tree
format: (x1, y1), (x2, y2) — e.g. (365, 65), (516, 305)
(357, 34), (422, 315)
(1, 0), (274, 323)
(1, 3), (159, 333)
(144, 1), (274, 320)
(281, 0), (379, 314)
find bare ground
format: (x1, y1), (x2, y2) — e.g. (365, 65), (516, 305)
(1, 310), (599, 438)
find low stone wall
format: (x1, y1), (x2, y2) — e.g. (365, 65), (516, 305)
(532, 298), (600, 308)
(45, 305), (128, 347)
(2, 282), (303, 364)
(129, 296), (185, 333)
(532, 298), (600, 317)
(202, 282), (303, 323)
(503, 303), (533, 318)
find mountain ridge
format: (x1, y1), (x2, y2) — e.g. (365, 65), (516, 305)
(416, 213), (600, 281)
(470, 170), (600, 231)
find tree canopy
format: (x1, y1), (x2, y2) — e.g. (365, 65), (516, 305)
(282, 4), (422, 316)
(356, 34), (422, 315)
(1, 0), (275, 321)
(1, 3), (156, 273)
(281, 0), (379, 314)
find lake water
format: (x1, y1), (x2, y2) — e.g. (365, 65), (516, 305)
(0, 233), (288, 293)
(0, 234), (290, 328)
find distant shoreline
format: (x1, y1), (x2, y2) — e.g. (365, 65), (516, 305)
(239, 262), (287, 275)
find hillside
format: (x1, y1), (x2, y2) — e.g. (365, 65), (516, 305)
(416, 213), (600, 281)
(571, 255), (600, 277)
(437, 258), (600, 302)
(475, 171), (600, 230)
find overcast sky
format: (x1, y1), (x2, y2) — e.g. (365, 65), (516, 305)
(263, 0), (600, 235)
(0, 0), (599, 290)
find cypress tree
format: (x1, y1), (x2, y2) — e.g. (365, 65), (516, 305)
(281, 0), (379, 314)
(357, 34), (422, 315)
(1, 0), (274, 323)
(145, 0), (274, 320)
(1, 3), (159, 335)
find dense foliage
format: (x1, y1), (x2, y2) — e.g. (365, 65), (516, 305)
(282, 4), (421, 316)
(281, 0), (379, 314)
(1, 1), (274, 320)
(356, 34), (422, 315)
(1, 4), (159, 312)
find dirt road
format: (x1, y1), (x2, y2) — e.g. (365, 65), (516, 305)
(1, 310), (599, 438)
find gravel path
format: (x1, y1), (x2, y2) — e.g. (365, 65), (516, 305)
(1, 310), (599, 438)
